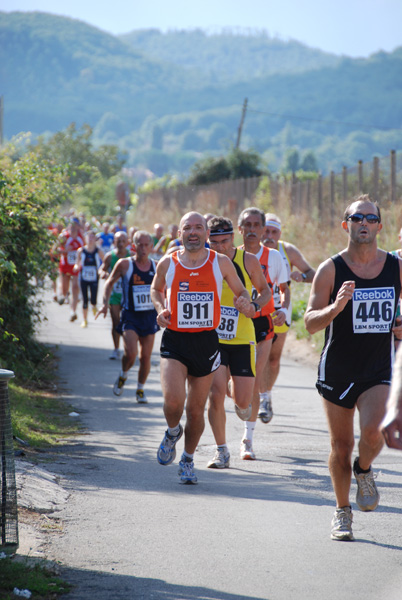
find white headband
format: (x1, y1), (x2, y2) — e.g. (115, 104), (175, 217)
(265, 220), (281, 230)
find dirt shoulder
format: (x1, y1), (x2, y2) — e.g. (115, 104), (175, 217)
(282, 329), (319, 371)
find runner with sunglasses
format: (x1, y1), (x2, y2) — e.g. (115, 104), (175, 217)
(305, 194), (402, 541)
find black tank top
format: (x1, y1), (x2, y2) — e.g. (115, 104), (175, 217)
(318, 252), (401, 382)
(121, 258), (156, 314)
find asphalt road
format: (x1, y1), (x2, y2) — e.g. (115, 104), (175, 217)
(30, 288), (402, 600)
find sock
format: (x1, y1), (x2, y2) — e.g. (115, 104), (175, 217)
(182, 450), (194, 462)
(121, 370), (128, 378)
(168, 425), (181, 437)
(137, 382), (144, 391)
(259, 391), (271, 402)
(244, 421), (256, 442)
(217, 444), (228, 453)
(354, 457), (371, 474)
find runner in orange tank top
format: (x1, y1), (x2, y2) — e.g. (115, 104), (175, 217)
(151, 211), (256, 484)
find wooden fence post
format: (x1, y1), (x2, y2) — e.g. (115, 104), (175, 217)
(342, 166), (348, 202)
(330, 171), (335, 227)
(358, 160), (363, 193)
(390, 149), (396, 203)
(318, 173), (323, 219)
(373, 156), (379, 203)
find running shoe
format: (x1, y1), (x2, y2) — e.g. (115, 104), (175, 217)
(157, 424), (183, 465)
(240, 438), (256, 460)
(92, 306), (98, 316)
(258, 398), (273, 424)
(178, 459), (198, 484)
(136, 390), (148, 404)
(70, 313), (78, 322)
(330, 507), (354, 541)
(207, 447), (230, 469)
(235, 403), (252, 421)
(109, 349), (119, 360)
(80, 320), (88, 328)
(58, 296), (65, 305)
(113, 375), (127, 396)
(353, 458), (379, 511)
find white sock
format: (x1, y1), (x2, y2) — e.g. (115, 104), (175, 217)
(121, 370), (128, 378)
(217, 444), (228, 452)
(137, 382), (144, 391)
(182, 450), (194, 462)
(259, 391), (271, 402)
(244, 421), (257, 442)
(168, 425), (181, 437)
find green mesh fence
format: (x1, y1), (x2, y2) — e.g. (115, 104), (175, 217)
(0, 369), (18, 555)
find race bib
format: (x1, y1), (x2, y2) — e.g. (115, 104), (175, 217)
(177, 292), (214, 328)
(352, 286), (395, 333)
(81, 266), (97, 282)
(67, 251), (77, 265)
(217, 306), (239, 340)
(133, 284), (153, 311)
(113, 279), (122, 294)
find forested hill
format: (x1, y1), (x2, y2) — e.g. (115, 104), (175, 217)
(119, 28), (341, 83)
(2, 11), (402, 175)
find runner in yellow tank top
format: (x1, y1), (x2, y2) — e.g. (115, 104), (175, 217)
(206, 216), (271, 469)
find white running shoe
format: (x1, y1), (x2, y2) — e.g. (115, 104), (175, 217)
(331, 507), (354, 541)
(207, 447), (230, 469)
(240, 438), (256, 460)
(353, 458), (379, 511)
(178, 459), (198, 484)
(258, 398), (273, 424)
(136, 390), (148, 404)
(113, 375), (127, 396)
(109, 349), (119, 360)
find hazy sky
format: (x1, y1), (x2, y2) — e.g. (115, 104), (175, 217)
(2, 0), (402, 57)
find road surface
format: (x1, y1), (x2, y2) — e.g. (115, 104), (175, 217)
(23, 288), (402, 599)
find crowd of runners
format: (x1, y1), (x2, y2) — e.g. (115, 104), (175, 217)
(47, 198), (402, 541)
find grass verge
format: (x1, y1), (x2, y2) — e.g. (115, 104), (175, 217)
(0, 557), (71, 599)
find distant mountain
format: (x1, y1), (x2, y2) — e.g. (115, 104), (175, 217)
(119, 28), (341, 83)
(1, 12), (402, 175)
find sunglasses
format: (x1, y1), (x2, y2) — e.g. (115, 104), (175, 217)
(346, 213), (380, 224)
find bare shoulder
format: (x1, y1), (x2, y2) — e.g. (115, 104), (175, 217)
(244, 251), (261, 271)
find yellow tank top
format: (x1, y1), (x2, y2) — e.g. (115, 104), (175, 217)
(217, 249), (256, 346)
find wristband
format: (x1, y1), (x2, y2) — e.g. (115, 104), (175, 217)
(251, 301), (260, 313)
(301, 273), (307, 281)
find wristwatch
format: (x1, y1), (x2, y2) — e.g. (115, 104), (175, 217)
(301, 273), (307, 281)
(251, 301), (260, 312)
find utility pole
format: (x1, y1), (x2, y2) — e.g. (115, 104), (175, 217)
(0, 96), (3, 146)
(235, 97), (248, 149)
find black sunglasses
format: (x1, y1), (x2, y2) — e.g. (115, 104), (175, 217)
(346, 213), (380, 224)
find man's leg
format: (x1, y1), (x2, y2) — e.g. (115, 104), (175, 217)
(160, 357), (187, 427)
(322, 399), (355, 508)
(121, 329), (139, 372)
(357, 385), (388, 469)
(137, 334), (155, 387)
(251, 338), (272, 421)
(263, 331), (287, 392)
(208, 365), (228, 447)
(109, 304), (122, 351)
(70, 275), (80, 315)
(353, 385), (388, 512)
(184, 372), (215, 455)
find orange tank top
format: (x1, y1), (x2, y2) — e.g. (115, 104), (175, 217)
(241, 245), (275, 318)
(166, 249), (223, 332)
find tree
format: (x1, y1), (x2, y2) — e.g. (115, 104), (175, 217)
(283, 148), (300, 173)
(300, 151), (318, 172)
(187, 148), (264, 185)
(33, 123), (126, 185)
(0, 143), (68, 379)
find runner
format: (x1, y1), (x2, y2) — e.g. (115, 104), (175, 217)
(151, 211), (255, 484)
(260, 212), (315, 422)
(98, 231), (130, 359)
(97, 230), (159, 403)
(58, 219), (84, 321)
(206, 216), (270, 468)
(238, 207), (290, 459)
(74, 230), (104, 328)
(97, 222), (114, 255)
(304, 195), (402, 540)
